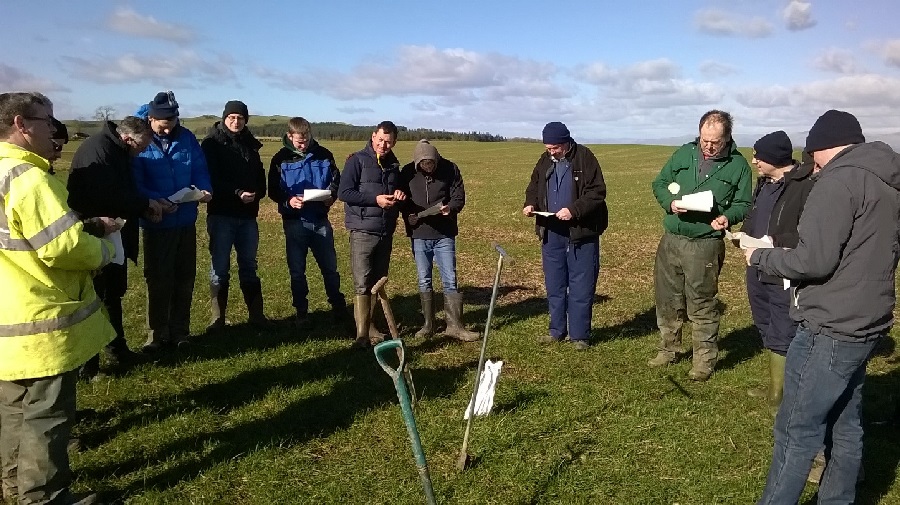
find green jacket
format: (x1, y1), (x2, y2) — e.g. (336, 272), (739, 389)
(651, 140), (752, 238)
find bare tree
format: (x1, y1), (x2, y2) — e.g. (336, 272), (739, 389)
(94, 105), (116, 122)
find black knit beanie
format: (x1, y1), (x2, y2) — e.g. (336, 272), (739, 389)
(805, 110), (864, 152)
(222, 100), (249, 122)
(753, 130), (793, 167)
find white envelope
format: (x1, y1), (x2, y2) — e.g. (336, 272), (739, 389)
(302, 189), (332, 202)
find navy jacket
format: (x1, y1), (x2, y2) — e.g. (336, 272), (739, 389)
(268, 138), (340, 222)
(338, 142), (401, 236)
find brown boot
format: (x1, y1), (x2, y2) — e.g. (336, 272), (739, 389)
(415, 292), (435, 338)
(353, 295), (371, 348)
(444, 292), (480, 342)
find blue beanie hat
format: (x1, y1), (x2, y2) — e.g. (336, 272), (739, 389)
(542, 122), (573, 145)
(148, 91), (179, 119)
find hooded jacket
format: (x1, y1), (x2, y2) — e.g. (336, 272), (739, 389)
(652, 139), (752, 238)
(268, 136), (340, 222)
(399, 141), (466, 239)
(752, 142), (900, 341)
(338, 141), (401, 236)
(201, 122), (266, 219)
(523, 142), (608, 243)
(0, 142), (115, 380)
(67, 120), (149, 263)
(132, 124), (212, 229)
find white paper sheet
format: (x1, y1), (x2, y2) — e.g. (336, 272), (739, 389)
(302, 189), (332, 202)
(531, 211), (555, 217)
(672, 190), (713, 212)
(740, 234), (774, 249)
(109, 231), (125, 265)
(167, 186), (204, 204)
(417, 202), (444, 218)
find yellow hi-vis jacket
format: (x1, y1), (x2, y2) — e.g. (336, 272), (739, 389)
(0, 142), (115, 380)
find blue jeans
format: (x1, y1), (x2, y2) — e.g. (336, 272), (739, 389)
(412, 238), (458, 293)
(758, 325), (879, 505)
(207, 214), (260, 286)
(283, 218), (345, 313)
(541, 231), (600, 341)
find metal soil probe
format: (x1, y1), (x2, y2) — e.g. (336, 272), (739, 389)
(374, 339), (436, 505)
(457, 243), (508, 471)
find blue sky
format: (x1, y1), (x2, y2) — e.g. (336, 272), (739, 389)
(3, 0), (899, 143)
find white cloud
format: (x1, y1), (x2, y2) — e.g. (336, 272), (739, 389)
(735, 86), (794, 108)
(0, 64), (70, 93)
(255, 45), (569, 101)
(800, 74), (900, 107)
(106, 7), (195, 43)
(575, 58), (722, 108)
(698, 61), (739, 78)
(812, 49), (862, 74)
(61, 51), (235, 85)
(694, 8), (773, 38)
(783, 1), (816, 31)
(880, 39), (900, 69)
(336, 106), (375, 114)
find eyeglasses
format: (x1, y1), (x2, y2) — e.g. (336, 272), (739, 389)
(23, 115), (54, 126)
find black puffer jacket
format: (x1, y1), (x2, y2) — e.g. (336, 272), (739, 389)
(67, 120), (149, 263)
(338, 141), (401, 236)
(523, 142), (608, 243)
(201, 122), (266, 219)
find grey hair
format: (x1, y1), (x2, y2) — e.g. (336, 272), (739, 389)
(0, 92), (53, 138)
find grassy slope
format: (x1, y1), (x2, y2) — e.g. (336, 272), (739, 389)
(49, 141), (900, 504)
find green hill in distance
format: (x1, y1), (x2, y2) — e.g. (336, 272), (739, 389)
(62, 115), (510, 142)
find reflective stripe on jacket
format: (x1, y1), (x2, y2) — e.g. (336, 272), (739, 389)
(0, 142), (115, 380)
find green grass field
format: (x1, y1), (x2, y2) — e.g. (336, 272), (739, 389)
(49, 140), (900, 504)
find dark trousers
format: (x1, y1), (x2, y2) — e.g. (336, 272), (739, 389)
(284, 219), (345, 313)
(540, 230), (600, 341)
(349, 231), (392, 295)
(654, 233), (725, 365)
(0, 371), (77, 504)
(93, 262), (129, 353)
(746, 266), (796, 356)
(143, 226), (197, 342)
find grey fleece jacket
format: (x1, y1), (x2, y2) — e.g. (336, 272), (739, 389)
(751, 141), (900, 341)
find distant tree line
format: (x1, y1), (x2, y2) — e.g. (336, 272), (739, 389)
(63, 116), (507, 142)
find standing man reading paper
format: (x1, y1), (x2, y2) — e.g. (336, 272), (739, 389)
(338, 121), (405, 348)
(133, 91), (212, 353)
(649, 110), (752, 381)
(748, 110), (900, 505)
(523, 122), (608, 350)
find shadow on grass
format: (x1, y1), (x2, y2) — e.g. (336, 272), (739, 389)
(83, 343), (474, 497)
(593, 306), (656, 343)
(855, 366), (900, 505)
(717, 325), (762, 372)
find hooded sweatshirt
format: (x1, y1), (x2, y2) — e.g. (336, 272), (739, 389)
(399, 140), (466, 239)
(752, 141), (900, 341)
